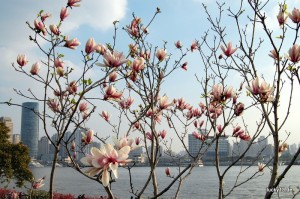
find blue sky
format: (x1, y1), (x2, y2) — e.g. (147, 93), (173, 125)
(1, 0), (300, 151)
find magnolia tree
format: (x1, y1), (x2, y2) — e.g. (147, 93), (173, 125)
(3, 0), (300, 199)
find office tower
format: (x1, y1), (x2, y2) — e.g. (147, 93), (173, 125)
(0, 116), (13, 143)
(21, 102), (39, 159)
(38, 136), (50, 158)
(188, 129), (209, 157)
(12, 134), (21, 144)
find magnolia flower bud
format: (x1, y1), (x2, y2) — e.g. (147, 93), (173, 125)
(60, 7), (69, 21)
(17, 54), (29, 67)
(165, 167), (171, 176)
(30, 62), (40, 75)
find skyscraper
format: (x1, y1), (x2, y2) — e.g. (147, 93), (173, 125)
(12, 134), (21, 144)
(38, 136), (50, 158)
(0, 116), (13, 143)
(21, 102), (39, 159)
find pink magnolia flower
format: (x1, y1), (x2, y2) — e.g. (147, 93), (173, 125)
(129, 44), (138, 56)
(155, 113), (162, 124)
(54, 58), (64, 68)
(131, 57), (145, 73)
(64, 38), (81, 49)
(190, 41), (198, 52)
(119, 96), (134, 109)
(258, 162), (266, 172)
(221, 42), (238, 57)
(288, 44), (300, 63)
(233, 126), (241, 134)
(192, 131), (206, 141)
(247, 77), (274, 102)
(34, 19), (46, 36)
(60, 8), (69, 21)
(41, 13), (51, 22)
(71, 141), (76, 151)
(104, 85), (123, 101)
(126, 17), (141, 37)
(133, 122), (140, 130)
(85, 38), (96, 54)
(217, 125), (223, 134)
(234, 102), (244, 116)
(159, 130), (167, 139)
(159, 95), (172, 110)
(240, 134), (251, 141)
(32, 176), (45, 189)
(53, 89), (66, 97)
(279, 143), (288, 157)
(135, 137), (141, 145)
(247, 77), (260, 95)
(82, 111), (90, 120)
(175, 40), (182, 49)
(194, 120), (198, 128)
(17, 54), (28, 67)
(80, 144), (131, 187)
(181, 62), (188, 71)
(49, 24), (60, 36)
(73, 151), (77, 159)
(224, 86), (234, 99)
(101, 111), (110, 122)
(156, 49), (168, 62)
(192, 108), (201, 118)
(113, 136), (137, 150)
(277, 7), (288, 26)
(232, 128), (243, 138)
(103, 51), (128, 68)
(165, 167), (171, 176)
(146, 132), (153, 141)
(47, 98), (60, 112)
(199, 120), (204, 128)
(81, 129), (94, 145)
(95, 44), (107, 55)
(140, 50), (151, 61)
(67, 81), (78, 94)
(68, 0), (81, 7)
(30, 62), (40, 75)
(146, 108), (158, 117)
(176, 97), (191, 110)
(109, 71), (118, 82)
(211, 84), (223, 102)
(79, 102), (88, 112)
(289, 8), (300, 23)
(269, 49), (280, 60)
(232, 94), (237, 105)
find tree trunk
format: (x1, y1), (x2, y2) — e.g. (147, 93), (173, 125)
(49, 144), (59, 199)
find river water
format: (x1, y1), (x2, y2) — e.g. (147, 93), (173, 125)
(4, 166), (300, 198)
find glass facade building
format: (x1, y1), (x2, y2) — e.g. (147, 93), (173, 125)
(21, 102), (39, 159)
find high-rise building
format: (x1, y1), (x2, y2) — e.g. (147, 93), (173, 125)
(0, 116), (13, 143)
(21, 102), (39, 159)
(38, 136), (50, 159)
(12, 134), (21, 144)
(188, 129), (230, 160)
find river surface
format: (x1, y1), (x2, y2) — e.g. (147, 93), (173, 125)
(3, 166), (300, 198)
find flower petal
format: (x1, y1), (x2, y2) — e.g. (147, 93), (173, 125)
(102, 169), (110, 187)
(80, 156), (92, 166)
(110, 162), (119, 178)
(91, 147), (103, 156)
